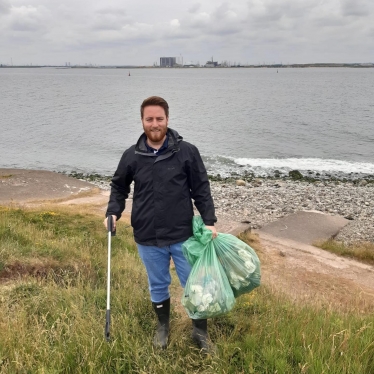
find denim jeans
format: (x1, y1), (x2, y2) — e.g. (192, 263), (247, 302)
(137, 241), (192, 303)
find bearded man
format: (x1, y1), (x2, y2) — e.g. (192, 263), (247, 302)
(104, 96), (217, 352)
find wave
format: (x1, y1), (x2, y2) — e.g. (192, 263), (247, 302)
(203, 156), (374, 179)
(234, 158), (374, 174)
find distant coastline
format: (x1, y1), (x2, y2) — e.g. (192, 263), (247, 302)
(1, 63), (373, 69)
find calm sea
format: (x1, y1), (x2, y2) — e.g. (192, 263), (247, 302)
(1, 67), (374, 179)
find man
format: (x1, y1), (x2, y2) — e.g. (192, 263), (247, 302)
(104, 96), (217, 352)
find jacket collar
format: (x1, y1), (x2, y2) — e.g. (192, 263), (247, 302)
(135, 128), (182, 155)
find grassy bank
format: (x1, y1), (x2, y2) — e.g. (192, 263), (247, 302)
(1, 206), (373, 373)
(316, 239), (374, 266)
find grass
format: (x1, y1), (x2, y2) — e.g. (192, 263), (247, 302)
(315, 239), (374, 266)
(1, 205), (374, 373)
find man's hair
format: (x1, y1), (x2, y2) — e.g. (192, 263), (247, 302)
(140, 96), (169, 118)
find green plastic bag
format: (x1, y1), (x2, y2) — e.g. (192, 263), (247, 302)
(213, 233), (261, 297)
(183, 216), (261, 298)
(182, 216), (213, 266)
(181, 240), (236, 319)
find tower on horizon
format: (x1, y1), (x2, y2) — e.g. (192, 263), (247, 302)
(160, 57), (176, 67)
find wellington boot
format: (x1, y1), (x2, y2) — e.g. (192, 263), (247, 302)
(192, 319), (216, 354)
(154, 322), (169, 349)
(152, 298), (170, 349)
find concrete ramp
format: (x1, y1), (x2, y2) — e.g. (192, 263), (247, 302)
(0, 168), (96, 203)
(259, 211), (349, 245)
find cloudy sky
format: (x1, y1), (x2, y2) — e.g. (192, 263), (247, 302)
(1, 0), (373, 66)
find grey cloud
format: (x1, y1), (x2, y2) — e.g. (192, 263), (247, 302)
(95, 7), (127, 16)
(312, 14), (347, 28)
(188, 3), (201, 13)
(247, 0), (316, 24)
(340, 0), (372, 17)
(0, 0), (10, 15)
(1, 0), (374, 65)
(92, 12), (132, 31)
(212, 2), (232, 20)
(10, 20), (39, 31)
(8, 5), (48, 32)
(242, 0), (369, 47)
(181, 3), (243, 37)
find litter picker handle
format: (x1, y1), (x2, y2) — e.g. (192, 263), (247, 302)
(105, 310), (111, 342)
(105, 215), (115, 342)
(107, 215), (116, 236)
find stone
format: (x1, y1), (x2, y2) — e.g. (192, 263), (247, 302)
(289, 170), (303, 180)
(236, 179), (246, 186)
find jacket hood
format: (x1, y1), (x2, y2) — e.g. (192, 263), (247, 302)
(135, 128), (183, 154)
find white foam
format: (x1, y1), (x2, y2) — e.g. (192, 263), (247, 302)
(233, 158), (374, 175)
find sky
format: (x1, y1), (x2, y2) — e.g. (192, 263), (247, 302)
(0, 0), (373, 66)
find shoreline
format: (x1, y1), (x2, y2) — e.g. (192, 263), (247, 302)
(63, 170), (374, 185)
(67, 172), (374, 244)
(1, 168), (372, 244)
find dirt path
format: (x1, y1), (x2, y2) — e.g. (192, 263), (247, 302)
(256, 232), (374, 312)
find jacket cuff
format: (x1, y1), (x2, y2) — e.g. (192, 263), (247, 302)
(106, 213), (121, 220)
(203, 221), (215, 226)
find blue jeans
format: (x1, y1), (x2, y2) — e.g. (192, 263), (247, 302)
(137, 241), (192, 303)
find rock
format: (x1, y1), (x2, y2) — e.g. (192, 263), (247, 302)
(251, 178), (263, 187)
(236, 179), (246, 186)
(358, 180), (368, 187)
(289, 170), (303, 180)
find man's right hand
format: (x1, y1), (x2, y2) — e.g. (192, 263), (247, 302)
(103, 215), (117, 232)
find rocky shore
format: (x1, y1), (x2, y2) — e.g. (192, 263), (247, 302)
(209, 178), (374, 244)
(72, 173), (374, 244)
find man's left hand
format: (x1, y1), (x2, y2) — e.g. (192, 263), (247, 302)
(206, 225), (218, 239)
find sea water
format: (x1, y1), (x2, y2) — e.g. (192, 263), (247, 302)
(1, 67), (373, 179)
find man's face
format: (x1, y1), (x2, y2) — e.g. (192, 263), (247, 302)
(142, 105), (168, 145)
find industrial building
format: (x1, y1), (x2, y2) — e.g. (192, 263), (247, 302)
(160, 57), (177, 67)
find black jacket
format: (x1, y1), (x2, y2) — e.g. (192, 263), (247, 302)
(106, 128), (217, 247)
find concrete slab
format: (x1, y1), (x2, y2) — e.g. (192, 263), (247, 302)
(259, 210), (349, 245)
(0, 168), (96, 203)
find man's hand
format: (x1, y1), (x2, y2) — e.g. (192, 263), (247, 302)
(104, 215), (117, 231)
(206, 225), (218, 239)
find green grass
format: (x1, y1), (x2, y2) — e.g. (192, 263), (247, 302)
(1, 205), (374, 373)
(316, 239), (374, 266)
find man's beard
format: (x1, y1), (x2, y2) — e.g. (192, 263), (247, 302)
(144, 127), (167, 144)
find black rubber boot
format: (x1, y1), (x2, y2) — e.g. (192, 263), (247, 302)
(152, 298), (170, 349)
(192, 319), (211, 353)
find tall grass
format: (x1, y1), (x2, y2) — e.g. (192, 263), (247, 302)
(1, 206), (373, 373)
(316, 239), (374, 265)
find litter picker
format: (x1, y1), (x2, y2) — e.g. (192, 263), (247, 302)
(105, 215), (116, 341)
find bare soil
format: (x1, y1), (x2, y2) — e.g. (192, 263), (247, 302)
(256, 232), (374, 313)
